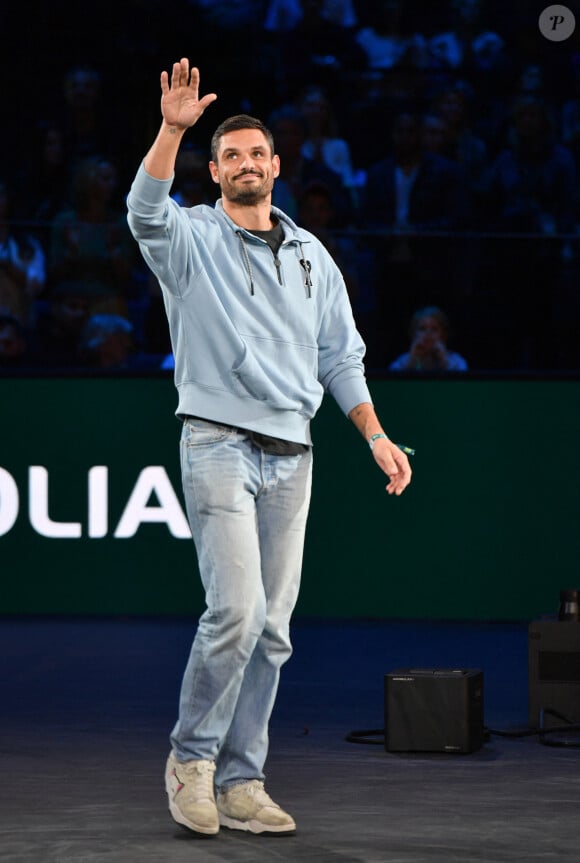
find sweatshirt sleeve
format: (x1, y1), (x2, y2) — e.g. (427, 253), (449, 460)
(126, 163), (198, 298)
(316, 257), (372, 416)
(127, 162), (175, 225)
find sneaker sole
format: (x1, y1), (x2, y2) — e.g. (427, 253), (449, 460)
(218, 813), (296, 835)
(168, 798), (220, 836)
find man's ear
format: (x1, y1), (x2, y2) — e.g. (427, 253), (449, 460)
(272, 155), (281, 179)
(209, 161), (220, 184)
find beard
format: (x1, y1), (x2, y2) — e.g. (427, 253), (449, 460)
(221, 171), (274, 206)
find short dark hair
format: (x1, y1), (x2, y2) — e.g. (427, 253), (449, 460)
(210, 115), (275, 162)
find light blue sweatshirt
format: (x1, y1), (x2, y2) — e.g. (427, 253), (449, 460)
(127, 164), (371, 444)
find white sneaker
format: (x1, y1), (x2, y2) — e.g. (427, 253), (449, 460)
(164, 751), (219, 835)
(217, 780), (296, 835)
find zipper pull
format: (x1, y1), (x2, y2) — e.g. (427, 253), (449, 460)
(274, 256), (282, 285)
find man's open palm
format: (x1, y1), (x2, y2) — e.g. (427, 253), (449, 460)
(160, 59), (217, 129)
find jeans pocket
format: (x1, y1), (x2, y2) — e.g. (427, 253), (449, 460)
(183, 417), (233, 447)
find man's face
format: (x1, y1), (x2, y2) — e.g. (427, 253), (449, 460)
(209, 129), (280, 206)
(413, 316), (444, 349)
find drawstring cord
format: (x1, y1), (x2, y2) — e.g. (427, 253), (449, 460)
(237, 231), (312, 299)
(237, 231), (255, 295)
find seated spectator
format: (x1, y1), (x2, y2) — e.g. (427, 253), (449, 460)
(57, 64), (122, 173)
(484, 96), (576, 235)
(360, 111), (469, 365)
(389, 305), (468, 372)
(33, 279), (97, 368)
(78, 313), (160, 370)
(49, 155), (137, 317)
(15, 121), (71, 231)
(297, 84), (361, 195)
(264, 0), (357, 31)
(354, 0), (428, 73)
(0, 179), (46, 328)
(263, 0), (366, 99)
(429, 82), (489, 201)
(421, 111), (452, 155)
(561, 57), (580, 218)
(362, 111), (468, 232)
(268, 104), (353, 225)
(482, 96), (576, 369)
(427, 0), (505, 78)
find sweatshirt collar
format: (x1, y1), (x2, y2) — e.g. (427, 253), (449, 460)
(214, 198), (311, 245)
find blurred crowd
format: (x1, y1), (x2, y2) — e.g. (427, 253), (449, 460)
(1, 0), (580, 373)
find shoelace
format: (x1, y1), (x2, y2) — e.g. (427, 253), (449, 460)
(238, 780), (277, 808)
(180, 761), (215, 799)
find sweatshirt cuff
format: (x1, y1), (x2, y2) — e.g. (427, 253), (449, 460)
(329, 373), (372, 417)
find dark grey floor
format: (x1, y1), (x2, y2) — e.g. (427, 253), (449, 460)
(1, 617), (579, 862)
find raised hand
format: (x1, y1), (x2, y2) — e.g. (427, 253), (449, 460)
(160, 59), (217, 130)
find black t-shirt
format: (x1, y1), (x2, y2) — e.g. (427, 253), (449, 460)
(249, 220), (284, 254)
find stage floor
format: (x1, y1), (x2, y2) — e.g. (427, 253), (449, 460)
(1, 616), (579, 862)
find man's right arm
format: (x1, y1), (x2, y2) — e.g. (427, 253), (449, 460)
(144, 121), (188, 180)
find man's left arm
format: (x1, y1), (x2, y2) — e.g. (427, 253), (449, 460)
(348, 402), (412, 497)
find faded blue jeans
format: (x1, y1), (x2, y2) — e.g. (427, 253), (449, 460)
(170, 417), (313, 790)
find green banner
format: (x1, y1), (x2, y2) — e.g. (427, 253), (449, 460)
(1, 376), (578, 620)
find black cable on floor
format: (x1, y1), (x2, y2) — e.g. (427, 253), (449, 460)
(346, 708), (580, 749)
(344, 728), (384, 745)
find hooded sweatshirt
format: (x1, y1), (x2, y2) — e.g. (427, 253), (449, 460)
(126, 163), (371, 444)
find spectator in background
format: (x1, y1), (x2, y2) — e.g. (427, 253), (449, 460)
(560, 56), (580, 214)
(297, 84), (360, 196)
(187, 1), (271, 118)
(0, 179), (46, 328)
(78, 313), (134, 369)
(264, 0), (357, 31)
(389, 305), (468, 372)
(16, 121), (71, 229)
(267, 104), (353, 225)
(50, 155), (137, 317)
(361, 110), (468, 365)
(354, 0), (427, 74)
(429, 82), (489, 201)
(363, 111), (467, 232)
(485, 96), (576, 236)
(346, 0), (429, 168)
(59, 65), (116, 168)
(78, 313), (160, 370)
(427, 0), (505, 81)
(263, 0), (366, 99)
(483, 96), (576, 368)
(33, 280), (96, 367)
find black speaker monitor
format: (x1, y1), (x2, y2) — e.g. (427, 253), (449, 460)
(528, 621), (580, 728)
(384, 668), (484, 754)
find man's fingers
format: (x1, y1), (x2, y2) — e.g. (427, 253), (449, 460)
(189, 65), (200, 92)
(199, 93), (218, 111)
(179, 58), (189, 86)
(170, 61), (182, 90)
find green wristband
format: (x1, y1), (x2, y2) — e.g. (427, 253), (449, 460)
(369, 433), (388, 451)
